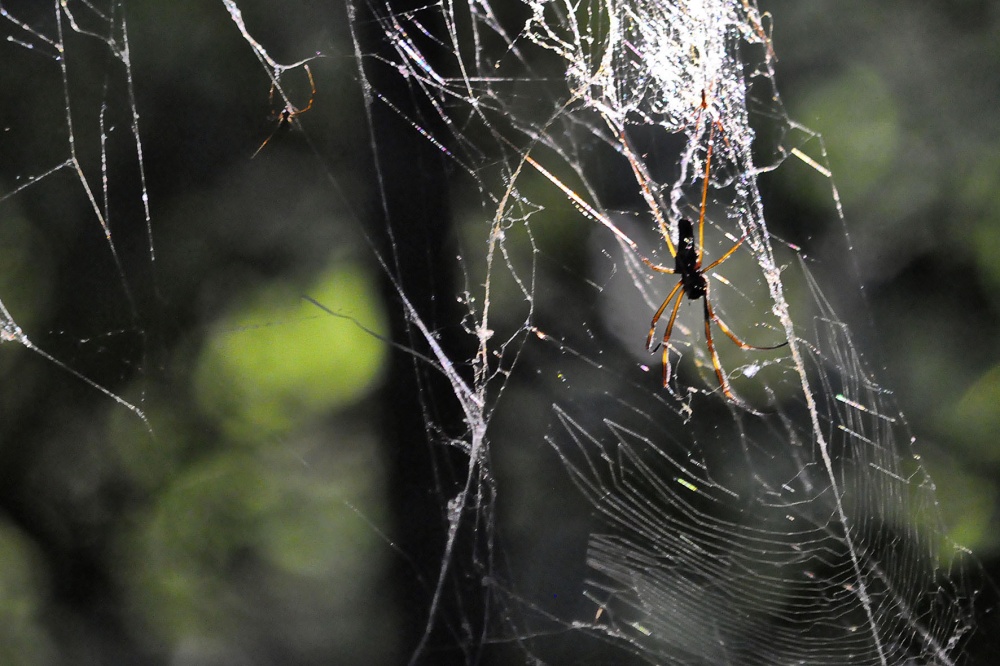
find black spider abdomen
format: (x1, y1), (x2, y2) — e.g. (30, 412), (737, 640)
(682, 271), (707, 300)
(674, 218), (707, 300)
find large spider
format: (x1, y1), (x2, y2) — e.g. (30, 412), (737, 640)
(252, 64), (316, 158)
(642, 215), (786, 404)
(523, 107), (786, 404)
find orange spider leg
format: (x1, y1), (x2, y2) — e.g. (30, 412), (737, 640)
(659, 285), (686, 387)
(691, 88), (732, 266)
(701, 286), (782, 407)
(713, 312), (787, 351)
(295, 64), (316, 115)
(702, 233), (746, 272)
(702, 234), (788, 351)
(711, 303), (788, 351)
(614, 125), (677, 257)
(702, 294), (735, 401)
(646, 281), (683, 351)
(252, 123), (284, 159)
(520, 136), (787, 405)
(697, 124), (714, 265)
(252, 64), (316, 158)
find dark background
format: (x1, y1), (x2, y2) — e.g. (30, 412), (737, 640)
(0, 1), (998, 664)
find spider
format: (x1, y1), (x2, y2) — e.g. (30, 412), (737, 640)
(252, 64), (316, 158)
(639, 99), (786, 402)
(642, 216), (787, 404)
(522, 97), (786, 405)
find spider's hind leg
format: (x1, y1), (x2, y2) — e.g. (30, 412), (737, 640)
(702, 297), (737, 402)
(656, 286), (686, 388)
(702, 290), (785, 411)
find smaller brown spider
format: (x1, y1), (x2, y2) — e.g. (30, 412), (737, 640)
(252, 64), (315, 158)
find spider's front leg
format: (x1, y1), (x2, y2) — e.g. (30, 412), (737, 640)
(645, 281), (687, 388)
(646, 281), (683, 352)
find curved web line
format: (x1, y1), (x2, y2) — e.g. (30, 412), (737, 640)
(1, 0), (152, 430)
(226, 0), (980, 662)
(1, 297), (148, 430)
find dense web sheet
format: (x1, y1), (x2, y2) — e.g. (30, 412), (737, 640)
(0, 0), (990, 663)
(348, 1), (980, 664)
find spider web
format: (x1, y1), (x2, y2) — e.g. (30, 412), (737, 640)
(0, 0), (993, 663)
(347, 1), (983, 664)
(0, 1), (150, 426)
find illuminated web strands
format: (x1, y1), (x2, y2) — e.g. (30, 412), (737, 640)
(523, 0), (770, 127)
(548, 384), (972, 665)
(0, 298), (148, 429)
(341, 1), (979, 663)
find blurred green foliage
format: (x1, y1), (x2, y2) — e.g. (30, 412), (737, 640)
(792, 65), (901, 207)
(0, 1), (998, 663)
(194, 261), (388, 439)
(0, 522), (53, 665)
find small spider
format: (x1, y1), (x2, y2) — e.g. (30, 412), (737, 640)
(252, 64), (316, 158)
